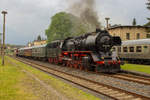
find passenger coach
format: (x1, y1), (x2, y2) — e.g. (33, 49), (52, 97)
(115, 39), (150, 64)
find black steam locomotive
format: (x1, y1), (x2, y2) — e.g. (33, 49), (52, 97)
(17, 29), (122, 73)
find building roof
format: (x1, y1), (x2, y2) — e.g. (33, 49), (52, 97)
(108, 25), (150, 30)
(122, 39), (150, 46)
(18, 47), (32, 50)
(33, 40), (46, 42)
(30, 44), (47, 49)
(18, 44), (47, 50)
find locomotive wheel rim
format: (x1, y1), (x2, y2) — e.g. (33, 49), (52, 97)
(70, 61), (73, 68)
(55, 58), (58, 64)
(74, 61), (78, 69)
(95, 67), (98, 73)
(79, 64), (83, 70)
(67, 61), (69, 67)
(54, 58), (56, 64)
(63, 61), (67, 67)
(75, 64), (78, 69)
(85, 67), (88, 71)
(68, 61), (72, 68)
(95, 64), (98, 73)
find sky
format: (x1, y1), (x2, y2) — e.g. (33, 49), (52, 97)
(0, 0), (149, 45)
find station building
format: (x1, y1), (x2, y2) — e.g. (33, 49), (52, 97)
(33, 40), (47, 46)
(108, 26), (150, 41)
(28, 40), (47, 47)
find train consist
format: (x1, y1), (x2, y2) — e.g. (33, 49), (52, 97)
(114, 39), (150, 64)
(16, 29), (122, 73)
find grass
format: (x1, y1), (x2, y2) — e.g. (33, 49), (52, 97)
(0, 56), (37, 100)
(6, 56), (101, 100)
(121, 64), (150, 74)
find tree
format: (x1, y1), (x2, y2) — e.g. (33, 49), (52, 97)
(145, 0), (150, 26)
(147, 0), (150, 10)
(45, 12), (88, 43)
(144, 0), (150, 32)
(132, 18), (136, 26)
(37, 35), (41, 41)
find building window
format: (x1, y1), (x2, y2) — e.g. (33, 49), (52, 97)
(136, 46), (142, 52)
(126, 33), (130, 40)
(146, 34), (150, 38)
(137, 33), (140, 39)
(129, 47), (134, 52)
(123, 47), (128, 52)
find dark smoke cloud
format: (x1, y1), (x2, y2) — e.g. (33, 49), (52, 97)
(67, 0), (101, 31)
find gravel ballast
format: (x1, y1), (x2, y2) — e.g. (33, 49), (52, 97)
(27, 59), (150, 98)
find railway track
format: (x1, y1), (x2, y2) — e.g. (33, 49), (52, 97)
(109, 73), (150, 85)
(13, 56), (150, 100)
(80, 66), (150, 86)
(88, 71), (150, 86)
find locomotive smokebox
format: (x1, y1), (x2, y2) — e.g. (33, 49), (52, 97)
(95, 30), (112, 52)
(112, 36), (122, 46)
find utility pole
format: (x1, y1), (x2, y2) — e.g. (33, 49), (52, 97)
(1, 11), (7, 66)
(0, 33), (2, 55)
(105, 17), (110, 29)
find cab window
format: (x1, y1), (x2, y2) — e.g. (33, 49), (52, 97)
(112, 47), (116, 51)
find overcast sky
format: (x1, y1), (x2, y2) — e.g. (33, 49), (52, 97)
(0, 0), (149, 45)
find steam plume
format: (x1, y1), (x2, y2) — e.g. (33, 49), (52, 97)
(67, 0), (101, 31)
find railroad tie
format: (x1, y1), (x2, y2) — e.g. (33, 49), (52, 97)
(130, 98), (142, 100)
(98, 87), (108, 90)
(116, 95), (134, 100)
(99, 89), (113, 93)
(106, 91), (119, 95)
(110, 93), (126, 97)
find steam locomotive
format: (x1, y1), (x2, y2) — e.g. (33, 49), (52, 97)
(16, 29), (123, 73)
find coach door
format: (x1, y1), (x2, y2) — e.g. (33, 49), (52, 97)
(143, 45), (149, 53)
(143, 45), (149, 59)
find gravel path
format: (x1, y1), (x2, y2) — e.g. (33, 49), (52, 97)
(22, 70), (69, 100)
(9, 59), (69, 100)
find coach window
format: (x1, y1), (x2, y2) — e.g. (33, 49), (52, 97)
(112, 47), (116, 51)
(137, 33), (140, 39)
(144, 46), (148, 49)
(136, 46), (142, 52)
(146, 34), (150, 38)
(126, 33), (130, 40)
(123, 47), (128, 52)
(129, 47), (134, 52)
